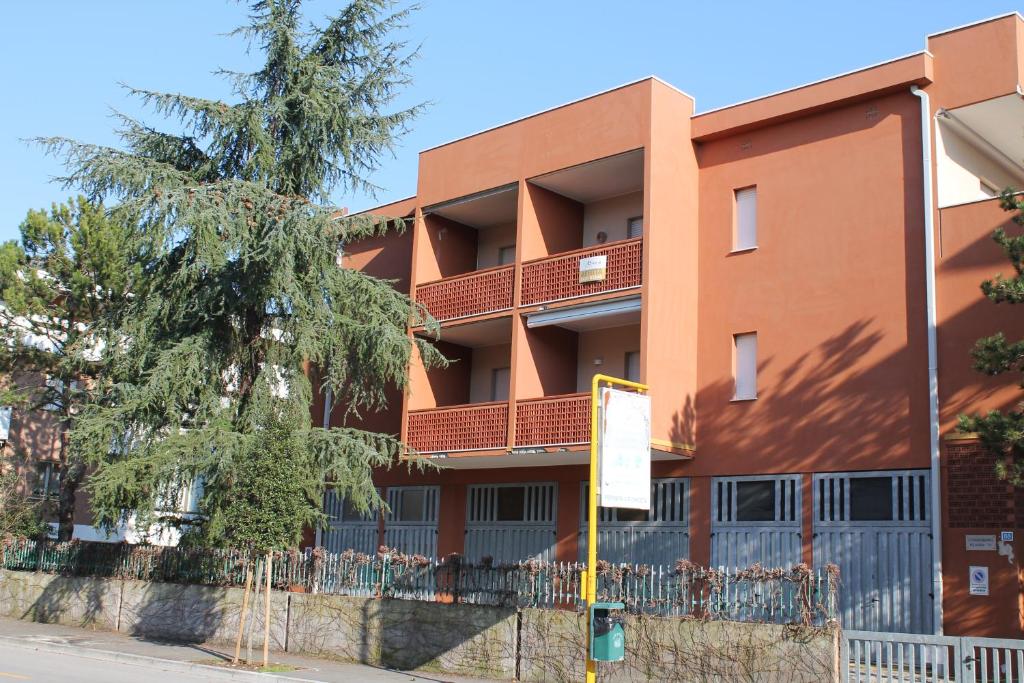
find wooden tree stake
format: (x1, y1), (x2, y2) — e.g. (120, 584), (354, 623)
(232, 557), (254, 664)
(263, 551), (272, 668)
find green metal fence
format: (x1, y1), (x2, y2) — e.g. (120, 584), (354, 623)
(1, 539), (837, 625)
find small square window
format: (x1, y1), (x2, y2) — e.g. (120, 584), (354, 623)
(736, 480), (775, 521)
(498, 245), (516, 266)
(398, 489), (426, 522)
(733, 187), (757, 251)
(733, 333), (757, 400)
(496, 487), (526, 521)
(340, 497), (373, 522)
(849, 477), (894, 521)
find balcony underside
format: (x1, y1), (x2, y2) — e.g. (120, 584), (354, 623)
(418, 446), (688, 469)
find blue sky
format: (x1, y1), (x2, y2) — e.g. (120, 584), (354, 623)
(0, 1), (1020, 241)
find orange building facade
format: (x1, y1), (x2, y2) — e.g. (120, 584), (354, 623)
(316, 15), (1024, 637)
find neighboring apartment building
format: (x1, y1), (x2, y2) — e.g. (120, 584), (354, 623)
(316, 14), (1024, 638)
(1, 372), (65, 519)
(1, 370), (200, 545)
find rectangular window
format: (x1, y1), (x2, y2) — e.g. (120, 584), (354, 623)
(624, 351), (641, 383)
(849, 477), (894, 521)
(397, 488), (426, 522)
(627, 216), (643, 239)
(340, 497), (374, 522)
(498, 245), (516, 266)
(736, 480), (775, 521)
(615, 507), (650, 522)
(496, 486), (526, 521)
(491, 367), (510, 402)
(734, 187), (757, 251)
(733, 332), (757, 400)
(33, 462), (60, 499)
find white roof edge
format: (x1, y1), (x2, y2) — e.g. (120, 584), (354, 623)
(925, 12), (1024, 39)
(419, 76), (693, 154)
(693, 50), (932, 118)
(351, 194), (417, 217)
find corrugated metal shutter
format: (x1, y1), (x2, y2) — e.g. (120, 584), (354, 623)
(384, 486), (439, 557)
(321, 488), (379, 554)
(578, 478), (689, 565)
(465, 483), (557, 563)
(711, 475), (802, 570)
(813, 470), (933, 634)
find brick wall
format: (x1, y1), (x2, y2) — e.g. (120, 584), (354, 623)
(946, 439), (1016, 528)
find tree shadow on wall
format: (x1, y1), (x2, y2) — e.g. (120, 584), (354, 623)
(672, 320), (925, 475)
(24, 570), (112, 629)
(373, 599), (517, 677)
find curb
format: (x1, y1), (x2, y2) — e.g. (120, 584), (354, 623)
(0, 635), (323, 682)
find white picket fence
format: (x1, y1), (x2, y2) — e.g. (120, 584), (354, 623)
(845, 630), (1024, 682)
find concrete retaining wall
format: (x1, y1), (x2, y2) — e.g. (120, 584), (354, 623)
(519, 608), (838, 682)
(0, 569), (838, 681)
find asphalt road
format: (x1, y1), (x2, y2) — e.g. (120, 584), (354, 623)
(0, 642), (231, 682)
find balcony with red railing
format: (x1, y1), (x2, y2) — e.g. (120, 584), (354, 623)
(520, 238), (643, 307)
(514, 393), (591, 448)
(406, 401), (510, 453)
(415, 265), (514, 323)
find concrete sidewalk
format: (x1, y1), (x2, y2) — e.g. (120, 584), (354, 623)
(0, 616), (503, 682)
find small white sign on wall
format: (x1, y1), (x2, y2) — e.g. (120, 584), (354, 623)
(579, 255), (608, 283)
(966, 534), (997, 551)
(969, 566), (989, 596)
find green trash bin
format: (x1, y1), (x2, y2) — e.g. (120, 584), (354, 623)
(589, 601), (626, 662)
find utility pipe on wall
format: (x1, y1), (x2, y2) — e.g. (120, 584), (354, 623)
(911, 84), (944, 635)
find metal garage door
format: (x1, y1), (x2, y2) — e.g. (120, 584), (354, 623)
(465, 483), (557, 564)
(383, 486), (439, 557)
(578, 478), (690, 565)
(711, 475), (802, 569)
(813, 470), (933, 634)
(321, 488), (379, 554)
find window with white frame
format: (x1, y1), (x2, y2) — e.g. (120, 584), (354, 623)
(733, 332), (757, 400)
(733, 187), (757, 251)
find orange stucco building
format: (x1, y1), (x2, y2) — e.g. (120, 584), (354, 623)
(316, 14), (1024, 637)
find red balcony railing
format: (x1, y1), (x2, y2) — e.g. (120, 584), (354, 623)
(415, 265), (514, 323)
(514, 393), (591, 447)
(520, 238), (642, 307)
(407, 401), (509, 453)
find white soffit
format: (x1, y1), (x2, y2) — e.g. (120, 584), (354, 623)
(525, 296), (641, 331)
(417, 315), (513, 348)
(422, 183), (518, 229)
(948, 94), (1024, 174)
(530, 149), (644, 204)
(422, 446), (681, 469)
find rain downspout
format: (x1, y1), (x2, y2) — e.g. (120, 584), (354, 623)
(911, 84), (944, 635)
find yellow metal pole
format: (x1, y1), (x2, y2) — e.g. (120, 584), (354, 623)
(586, 374), (600, 683)
(586, 374), (648, 683)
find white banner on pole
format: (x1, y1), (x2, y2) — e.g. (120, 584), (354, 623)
(597, 387), (651, 510)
